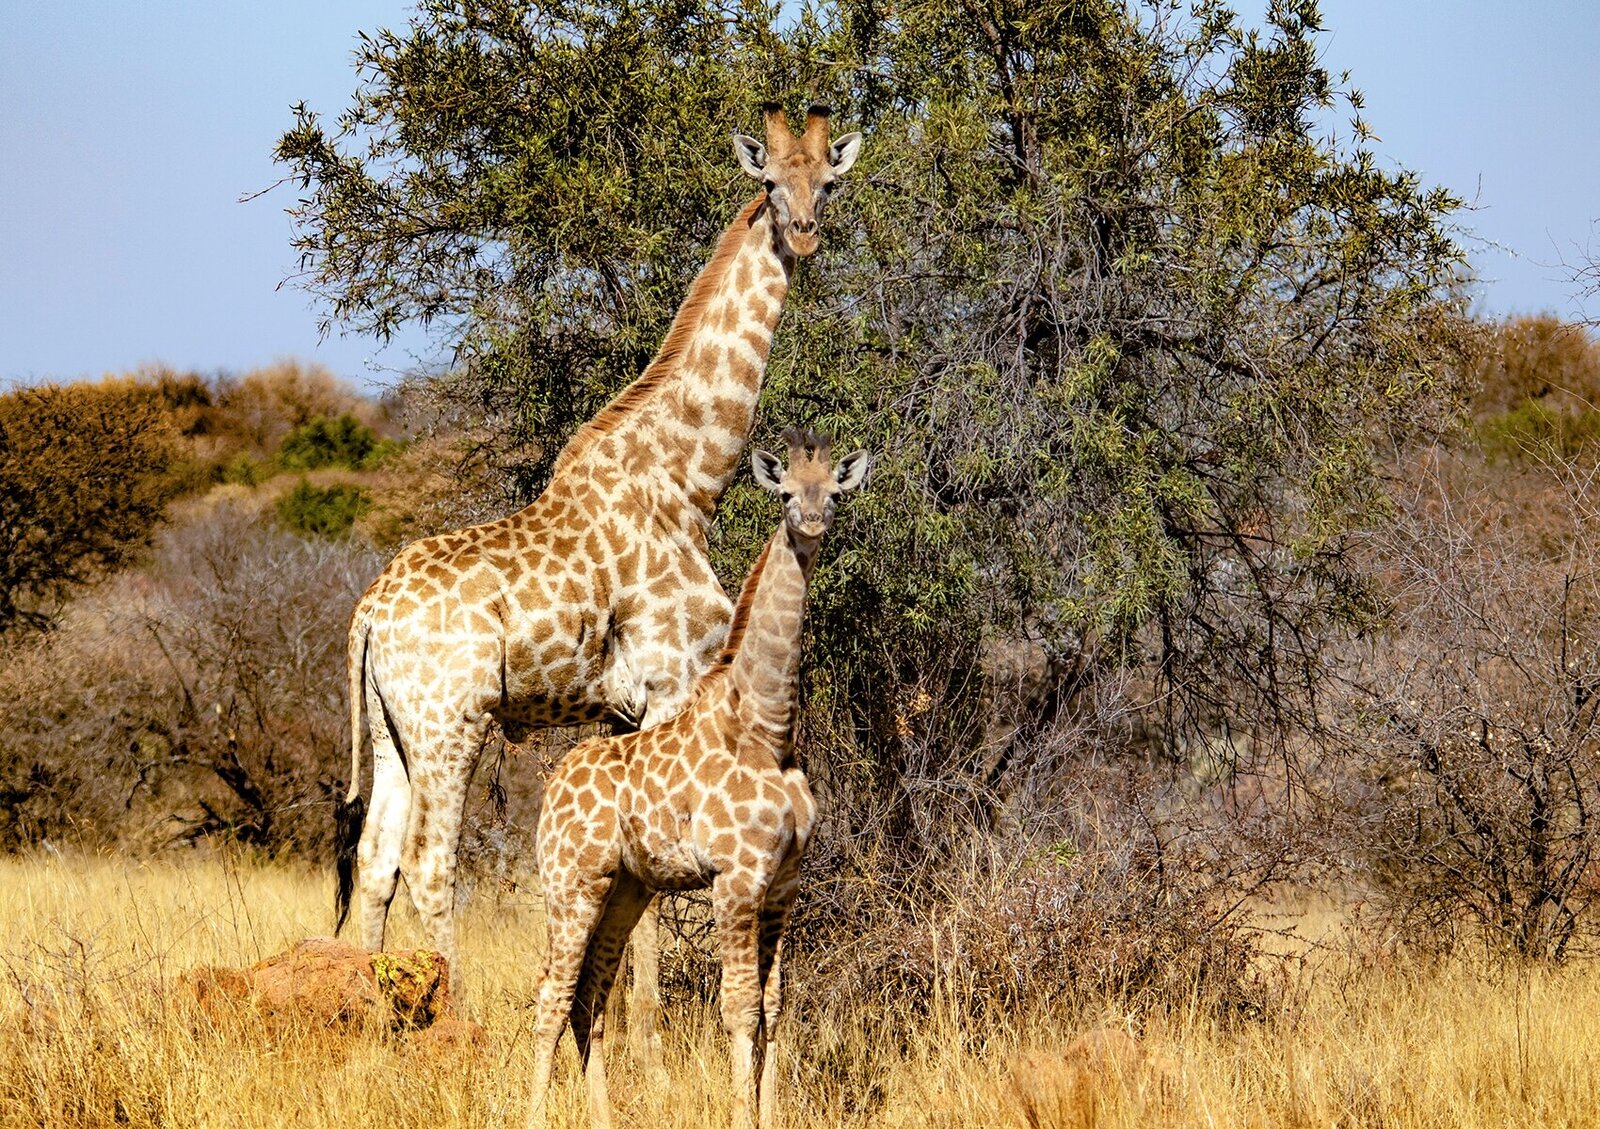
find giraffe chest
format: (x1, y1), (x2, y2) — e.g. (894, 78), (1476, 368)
(616, 749), (809, 890)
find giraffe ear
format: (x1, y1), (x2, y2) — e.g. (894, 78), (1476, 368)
(733, 134), (768, 179)
(833, 449), (871, 491)
(751, 448), (785, 492)
(828, 132), (863, 176)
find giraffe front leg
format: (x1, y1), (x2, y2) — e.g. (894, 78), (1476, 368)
(713, 872), (766, 1129)
(526, 876), (612, 1129)
(755, 859), (803, 1129)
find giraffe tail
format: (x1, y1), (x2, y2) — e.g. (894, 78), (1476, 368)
(334, 610), (371, 936)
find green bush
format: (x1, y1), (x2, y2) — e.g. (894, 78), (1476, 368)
(1478, 399), (1600, 463)
(277, 413), (392, 471)
(276, 480), (371, 537)
(223, 453), (269, 486)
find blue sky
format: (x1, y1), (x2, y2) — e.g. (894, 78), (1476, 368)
(3, 1), (1597, 391)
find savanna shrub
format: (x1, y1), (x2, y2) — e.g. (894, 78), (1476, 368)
(276, 480), (371, 537)
(1469, 314), (1600, 417)
(278, 414), (391, 471)
(215, 360), (372, 454)
(0, 491), (383, 853)
(1330, 451), (1600, 960)
(0, 378), (182, 632)
(1478, 399), (1600, 463)
(781, 772), (1278, 1030)
(223, 453), (269, 486)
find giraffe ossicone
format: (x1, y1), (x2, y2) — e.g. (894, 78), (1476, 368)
(330, 106), (865, 1061)
(526, 431), (870, 1129)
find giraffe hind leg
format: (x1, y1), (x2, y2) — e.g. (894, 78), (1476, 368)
(355, 679), (409, 953)
(756, 859), (804, 1129)
(527, 877), (610, 1129)
(525, 870), (647, 1129)
(625, 894), (666, 1073)
(399, 718), (492, 998)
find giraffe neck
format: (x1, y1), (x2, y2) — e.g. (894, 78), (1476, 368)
(549, 197), (794, 523)
(662, 206), (793, 519)
(728, 526), (817, 735)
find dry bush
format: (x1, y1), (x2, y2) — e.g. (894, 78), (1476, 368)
(787, 808), (1279, 1041)
(1468, 314), (1600, 418)
(0, 379), (184, 631)
(214, 360), (383, 457)
(1327, 448), (1600, 959)
(0, 489), (383, 854)
(755, 682), (1302, 1042)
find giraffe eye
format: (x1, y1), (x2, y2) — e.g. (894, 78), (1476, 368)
(763, 178), (777, 195)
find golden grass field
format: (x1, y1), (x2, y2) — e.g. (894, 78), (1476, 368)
(4, 853), (1600, 1128)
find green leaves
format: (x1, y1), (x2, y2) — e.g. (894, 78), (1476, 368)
(280, 0), (1468, 755)
(276, 481), (373, 538)
(277, 414), (392, 471)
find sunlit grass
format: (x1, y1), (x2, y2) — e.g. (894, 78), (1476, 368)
(4, 853), (1600, 1127)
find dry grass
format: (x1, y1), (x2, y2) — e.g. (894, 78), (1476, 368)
(4, 854), (1600, 1128)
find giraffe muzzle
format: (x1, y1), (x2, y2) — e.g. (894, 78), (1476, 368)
(786, 220), (820, 257)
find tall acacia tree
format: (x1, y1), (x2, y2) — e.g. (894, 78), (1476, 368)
(277, 0), (1468, 853)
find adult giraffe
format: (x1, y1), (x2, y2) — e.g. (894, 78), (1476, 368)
(332, 105), (863, 1061)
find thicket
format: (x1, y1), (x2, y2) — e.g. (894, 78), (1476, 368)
(1318, 319), (1600, 961)
(0, 379), (185, 632)
(1323, 450), (1600, 961)
(0, 492), (382, 853)
(273, 0), (1476, 1006)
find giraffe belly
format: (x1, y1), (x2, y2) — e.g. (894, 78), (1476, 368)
(497, 610), (619, 727)
(496, 696), (612, 736)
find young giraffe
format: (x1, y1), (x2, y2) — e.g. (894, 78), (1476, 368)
(527, 431), (868, 1129)
(334, 106), (865, 1049)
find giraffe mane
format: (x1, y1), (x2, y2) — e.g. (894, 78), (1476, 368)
(706, 535), (776, 672)
(551, 194), (767, 477)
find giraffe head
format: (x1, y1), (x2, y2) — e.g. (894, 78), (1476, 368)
(751, 429), (870, 541)
(733, 103), (863, 259)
